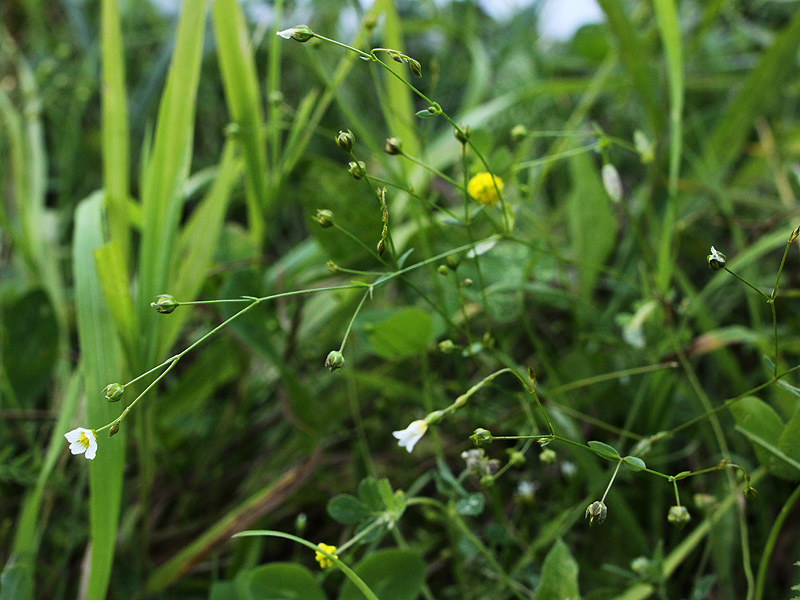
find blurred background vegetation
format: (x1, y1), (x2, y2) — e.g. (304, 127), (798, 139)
(3, 1), (800, 599)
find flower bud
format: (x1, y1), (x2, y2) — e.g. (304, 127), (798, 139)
(510, 124), (528, 141)
(408, 58), (422, 77)
(336, 129), (355, 152)
(347, 161), (366, 180)
(437, 265), (449, 276)
(446, 254), (460, 269)
(314, 209), (334, 228)
(470, 428), (493, 447)
(630, 557), (650, 575)
(384, 137), (403, 155)
(507, 449), (526, 467)
(667, 505), (690, 527)
(102, 383), (125, 402)
(377, 239), (386, 256)
(745, 485), (758, 500)
(454, 125), (470, 145)
(108, 423), (120, 437)
(707, 246), (726, 270)
(585, 500), (607, 525)
(276, 24), (314, 43)
(791, 226), (800, 243)
(325, 350), (345, 372)
(634, 130), (654, 164)
(151, 294), (178, 314)
(601, 163), (623, 203)
(438, 339), (455, 353)
(326, 261), (339, 273)
(539, 448), (557, 464)
(461, 278), (473, 287)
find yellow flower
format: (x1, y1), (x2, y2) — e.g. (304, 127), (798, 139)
(315, 543), (338, 569)
(467, 172), (504, 206)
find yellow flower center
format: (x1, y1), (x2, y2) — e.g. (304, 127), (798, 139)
(78, 432), (91, 449)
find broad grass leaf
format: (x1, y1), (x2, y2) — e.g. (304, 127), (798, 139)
(366, 307), (434, 360)
(338, 549), (425, 600)
(777, 403), (800, 472)
(534, 538), (580, 600)
(730, 396), (799, 480)
(241, 563), (325, 600)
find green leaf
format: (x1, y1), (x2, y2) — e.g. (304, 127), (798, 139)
(73, 193), (127, 600)
(456, 493), (485, 516)
(622, 456), (647, 471)
(567, 153), (617, 306)
(328, 495), (372, 525)
(208, 581), (241, 600)
(338, 549), (426, 600)
(243, 563), (326, 600)
(778, 403), (800, 471)
(534, 539), (580, 600)
(366, 307), (434, 360)
(730, 396), (799, 480)
(588, 440), (620, 460)
(358, 478), (384, 511)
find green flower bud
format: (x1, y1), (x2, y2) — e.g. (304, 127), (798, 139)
(446, 254), (460, 269)
(667, 505), (690, 527)
(539, 448), (557, 464)
(454, 125), (470, 145)
(634, 130), (655, 164)
(377, 239), (386, 256)
(510, 124), (528, 141)
(336, 129), (355, 152)
(384, 137), (403, 155)
(438, 339), (455, 353)
(745, 485), (758, 500)
(585, 500), (607, 526)
(408, 58), (422, 77)
(480, 475), (495, 487)
(326, 261), (340, 273)
(461, 278), (473, 287)
(507, 449), (526, 467)
(601, 163), (623, 203)
(276, 24), (314, 43)
(470, 428), (493, 447)
(437, 265), (449, 276)
(102, 383), (125, 402)
(790, 226), (800, 243)
(630, 557), (650, 576)
(325, 350), (345, 372)
(314, 209), (334, 228)
(108, 423), (120, 437)
(347, 161), (366, 180)
(707, 246), (726, 270)
(151, 294), (178, 314)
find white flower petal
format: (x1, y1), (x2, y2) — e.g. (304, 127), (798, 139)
(64, 427), (98, 460)
(392, 420), (428, 453)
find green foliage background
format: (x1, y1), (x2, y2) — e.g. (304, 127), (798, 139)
(3, 1), (800, 599)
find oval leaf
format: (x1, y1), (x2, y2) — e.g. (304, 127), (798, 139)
(588, 440), (620, 460)
(622, 456), (646, 471)
(328, 494), (372, 525)
(366, 307), (434, 360)
(338, 549), (426, 600)
(244, 563), (326, 600)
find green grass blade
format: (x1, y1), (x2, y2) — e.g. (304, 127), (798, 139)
(375, 0), (421, 159)
(595, 0), (660, 130)
(211, 0), (269, 246)
(705, 8), (800, 177)
(160, 141), (239, 356)
(73, 192), (127, 600)
(101, 0), (131, 261)
(653, 0), (684, 293)
(137, 0), (210, 360)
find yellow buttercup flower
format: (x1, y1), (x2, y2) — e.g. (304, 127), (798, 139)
(315, 543), (338, 569)
(467, 172), (504, 206)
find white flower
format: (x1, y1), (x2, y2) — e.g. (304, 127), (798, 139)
(64, 427), (98, 460)
(392, 420), (428, 453)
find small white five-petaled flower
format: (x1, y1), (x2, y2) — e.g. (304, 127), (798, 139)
(392, 420), (428, 453)
(64, 427), (98, 460)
